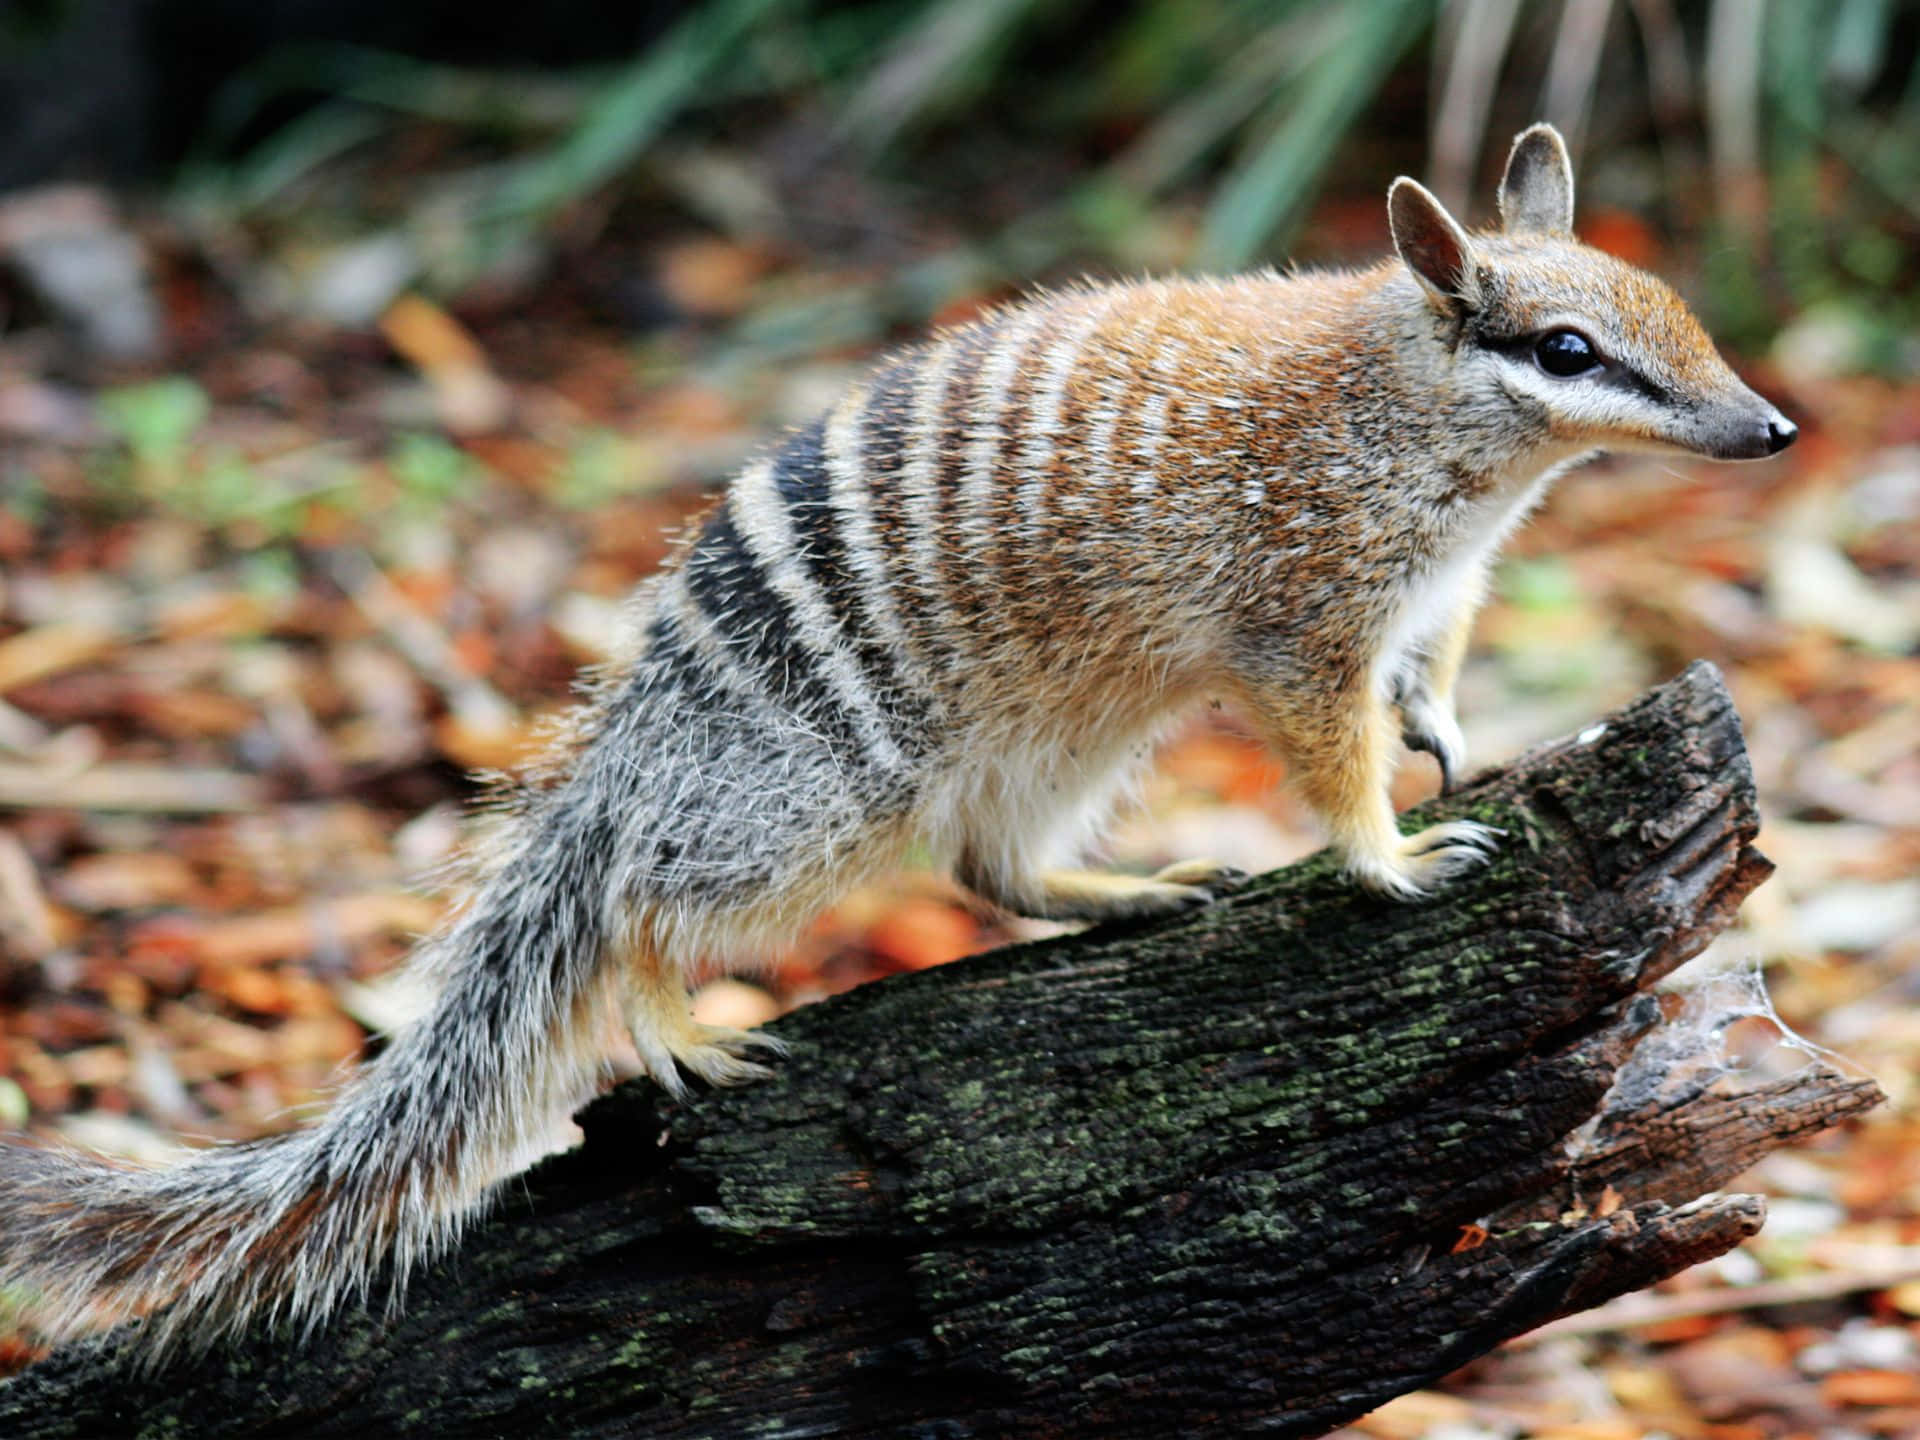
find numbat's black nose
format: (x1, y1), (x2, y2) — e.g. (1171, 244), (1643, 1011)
(1766, 415), (1798, 454)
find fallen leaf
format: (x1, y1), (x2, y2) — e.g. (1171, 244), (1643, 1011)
(0, 621), (118, 694)
(378, 294), (510, 434)
(865, 896), (981, 971)
(186, 892), (442, 967)
(1820, 1369), (1920, 1406)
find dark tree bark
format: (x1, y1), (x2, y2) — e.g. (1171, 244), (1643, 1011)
(0, 662), (1881, 1439)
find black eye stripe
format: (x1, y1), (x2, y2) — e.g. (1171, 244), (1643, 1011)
(1474, 327), (1673, 404)
(1477, 329), (1606, 369)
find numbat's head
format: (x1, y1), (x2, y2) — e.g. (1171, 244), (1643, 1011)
(1388, 123), (1796, 463)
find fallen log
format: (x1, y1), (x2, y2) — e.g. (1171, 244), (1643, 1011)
(0, 661), (1881, 1438)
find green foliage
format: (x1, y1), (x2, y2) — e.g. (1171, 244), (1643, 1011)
(834, 0), (1065, 156)
(0, 462), (46, 526)
(491, 0), (792, 227)
(386, 432), (477, 515)
(1195, 0), (1433, 268)
(550, 429), (676, 510)
(1498, 558), (1583, 616)
(1756, 0), (1918, 351)
(93, 377), (374, 541)
(239, 546), (305, 603)
(97, 377), (210, 483)
(0, 1075), (27, 1131)
(185, 0), (1913, 353)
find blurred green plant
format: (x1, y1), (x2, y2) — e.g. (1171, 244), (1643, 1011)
(1497, 556), (1584, 615)
(239, 546), (305, 603)
(184, 0), (1914, 353)
(551, 428), (673, 510)
(1723, 0), (1920, 355)
(0, 462), (47, 526)
(96, 377), (210, 490)
(94, 378), (371, 540)
(1190, 0), (1431, 267)
(386, 432), (478, 516)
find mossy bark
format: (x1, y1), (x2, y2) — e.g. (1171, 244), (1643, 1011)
(0, 662), (1880, 1438)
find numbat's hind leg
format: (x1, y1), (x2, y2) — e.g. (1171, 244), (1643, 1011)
(958, 849), (1249, 923)
(626, 947), (786, 1097)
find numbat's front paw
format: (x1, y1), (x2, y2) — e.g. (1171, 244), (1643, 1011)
(1401, 700), (1468, 794)
(1348, 820), (1501, 901)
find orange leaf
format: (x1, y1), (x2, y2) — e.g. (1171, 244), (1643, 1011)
(0, 621), (118, 693)
(1821, 1369), (1920, 1406)
(866, 897), (981, 971)
(656, 238), (771, 319)
(1451, 1223), (1490, 1254)
(379, 292), (485, 373)
(1580, 208), (1660, 267)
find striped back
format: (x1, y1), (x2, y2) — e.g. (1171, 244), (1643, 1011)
(632, 281), (1278, 838)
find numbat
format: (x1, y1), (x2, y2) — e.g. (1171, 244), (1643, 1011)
(0, 124), (1794, 1356)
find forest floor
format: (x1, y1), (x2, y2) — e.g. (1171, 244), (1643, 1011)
(0, 142), (1916, 1438)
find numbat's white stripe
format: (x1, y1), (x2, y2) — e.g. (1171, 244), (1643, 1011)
(1070, 315), (1140, 521)
(961, 307), (1051, 564)
(1016, 297), (1115, 538)
(824, 386), (934, 710)
(657, 572), (807, 732)
(901, 342), (957, 611)
(903, 338), (986, 667)
(1129, 388), (1171, 503)
(729, 458), (907, 771)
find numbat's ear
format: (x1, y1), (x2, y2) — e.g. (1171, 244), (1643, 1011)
(1388, 177), (1480, 311)
(1498, 123), (1575, 236)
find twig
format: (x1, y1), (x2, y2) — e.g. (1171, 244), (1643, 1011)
(1541, 0), (1615, 154)
(1521, 1263), (1920, 1341)
(0, 698), (52, 757)
(0, 621), (119, 695)
(1429, 0), (1521, 214)
(319, 548), (516, 734)
(0, 762), (264, 813)
(0, 830), (56, 959)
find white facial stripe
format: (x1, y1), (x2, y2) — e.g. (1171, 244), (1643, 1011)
(1490, 350), (1680, 446)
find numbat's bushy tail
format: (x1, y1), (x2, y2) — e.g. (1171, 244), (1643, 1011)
(0, 737), (634, 1356)
(0, 124), (1794, 1359)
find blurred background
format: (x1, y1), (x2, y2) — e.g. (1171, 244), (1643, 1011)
(0, 0), (1916, 1430)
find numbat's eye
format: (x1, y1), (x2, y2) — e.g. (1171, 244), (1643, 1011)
(1534, 329), (1600, 377)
